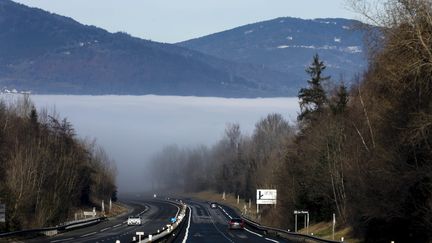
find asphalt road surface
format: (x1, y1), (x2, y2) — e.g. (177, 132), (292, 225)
(30, 198), (179, 243)
(174, 199), (288, 243)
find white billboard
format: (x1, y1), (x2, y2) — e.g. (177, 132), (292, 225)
(256, 189), (277, 205)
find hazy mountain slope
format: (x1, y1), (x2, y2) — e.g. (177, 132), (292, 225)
(179, 17), (369, 84)
(0, 0), (293, 97)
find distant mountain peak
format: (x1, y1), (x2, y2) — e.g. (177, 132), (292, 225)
(0, 0), (296, 97)
(178, 16), (369, 86)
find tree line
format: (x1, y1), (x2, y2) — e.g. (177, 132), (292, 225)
(148, 1), (432, 242)
(0, 95), (117, 231)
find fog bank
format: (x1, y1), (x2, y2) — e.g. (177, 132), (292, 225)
(28, 95), (299, 193)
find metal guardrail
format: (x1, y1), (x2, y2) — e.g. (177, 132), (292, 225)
(215, 201), (342, 243)
(0, 216), (106, 238)
(130, 199), (188, 243)
(241, 216), (342, 243)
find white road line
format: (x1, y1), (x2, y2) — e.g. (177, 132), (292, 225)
(265, 237), (280, 243)
(206, 206), (234, 243)
(50, 238), (75, 243)
(181, 206), (192, 243)
(219, 205), (273, 241)
(112, 223), (122, 228)
(100, 227), (111, 232)
(244, 227), (263, 237)
(80, 231), (97, 238)
(218, 206), (233, 219)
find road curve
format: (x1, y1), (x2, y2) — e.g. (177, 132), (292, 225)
(29, 198), (179, 243)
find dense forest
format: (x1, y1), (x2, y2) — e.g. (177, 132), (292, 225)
(0, 95), (117, 231)
(148, 1), (432, 242)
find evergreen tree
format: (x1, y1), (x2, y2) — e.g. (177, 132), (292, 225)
(330, 82), (349, 115)
(298, 54), (329, 122)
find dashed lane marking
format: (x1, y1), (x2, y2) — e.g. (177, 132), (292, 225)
(80, 231), (97, 238)
(100, 227), (111, 232)
(50, 238), (75, 243)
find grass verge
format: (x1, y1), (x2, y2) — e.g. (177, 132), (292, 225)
(182, 190), (362, 243)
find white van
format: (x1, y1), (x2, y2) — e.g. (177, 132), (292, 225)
(127, 216), (142, 226)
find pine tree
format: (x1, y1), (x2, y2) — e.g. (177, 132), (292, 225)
(298, 54), (330, 122)
(330, 82), (349, 115)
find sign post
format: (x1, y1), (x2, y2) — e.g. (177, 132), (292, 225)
(256, 189), (277, 214)
(0, 204), (5, 223)
(136, 232), (144, 242)
(332, 213), (336, 240)
(294, 210), (309, 233)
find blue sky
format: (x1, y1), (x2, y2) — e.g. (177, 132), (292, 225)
(14, 0), (357, 43)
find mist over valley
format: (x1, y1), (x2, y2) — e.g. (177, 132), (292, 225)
(26, 94), (299, 193)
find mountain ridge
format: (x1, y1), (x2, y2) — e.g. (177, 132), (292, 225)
(0, 0), (369, 97)
(0, 0), (294, 97)
(178, 16), (369, 85)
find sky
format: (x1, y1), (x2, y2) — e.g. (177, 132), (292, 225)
(14, 0), (357, 43)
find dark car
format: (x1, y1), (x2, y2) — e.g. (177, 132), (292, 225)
(210, 202), (218, 209)
(228, 218), (245, 230)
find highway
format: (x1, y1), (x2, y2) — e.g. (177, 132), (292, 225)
(29, 198), (179, 243)
(24, 197), (289, 243)
(174, 199), (288, 243)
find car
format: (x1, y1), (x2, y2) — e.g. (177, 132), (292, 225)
(228, 218), (245, 230)
(210, 202), (218, 209)
(127, 216), (142, 226)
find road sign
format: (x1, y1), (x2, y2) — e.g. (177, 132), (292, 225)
(83, 207), (96, 218)
(294, 210), (308, 214)
(256, 189), (277, 205)
(136, 232), (144, 242)
(0, 204), (5, 223)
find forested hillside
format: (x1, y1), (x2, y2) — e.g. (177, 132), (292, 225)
(179, 17), (369, 87)
(0, 0), (293, 97)
(0, 95), (117, 231)
(148, 1), (432, 242)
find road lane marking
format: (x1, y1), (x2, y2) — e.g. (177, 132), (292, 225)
(244, 227), (263, 237)
(100, 227), (111, 232)
(218, 204), (277, 241)
(206, 206), (234, 243)
(218, 205), (232, 219)
(181, 206), (192, 243)
(80, 231), (97, 237)
(265, 237), (280, 243)
(113, 223), (122, 228)
(50, 238), (75, 243)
